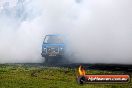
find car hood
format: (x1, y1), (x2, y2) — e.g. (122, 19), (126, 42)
(43, 44), (65, 48)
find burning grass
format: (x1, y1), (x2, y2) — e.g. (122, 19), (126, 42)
(0, 64), (131, 88)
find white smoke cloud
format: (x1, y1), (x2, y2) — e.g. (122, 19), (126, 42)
(0, 0), (132, 64)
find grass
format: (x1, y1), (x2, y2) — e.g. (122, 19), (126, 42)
(0, 64), (131, 88)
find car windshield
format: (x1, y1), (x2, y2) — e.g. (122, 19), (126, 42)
(44, 35), (64, 44)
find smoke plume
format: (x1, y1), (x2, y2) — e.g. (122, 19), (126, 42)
(0, 0), (132, 64)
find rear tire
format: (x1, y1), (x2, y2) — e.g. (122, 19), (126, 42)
(44, 56), (66, 64)
(45, 57), (48, 63)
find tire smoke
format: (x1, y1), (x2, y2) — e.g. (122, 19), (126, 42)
(0, 0), (132, 64)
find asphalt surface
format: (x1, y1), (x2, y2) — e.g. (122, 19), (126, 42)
(47, 63), (132, 72)
(5, 63), (132, 72)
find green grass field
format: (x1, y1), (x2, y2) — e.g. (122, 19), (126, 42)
(0, 64), (132, 88)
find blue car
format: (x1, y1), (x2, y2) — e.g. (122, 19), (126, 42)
(41, 34), (65, 63)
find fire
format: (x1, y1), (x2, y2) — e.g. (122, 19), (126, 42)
(78, 65), (86, 76)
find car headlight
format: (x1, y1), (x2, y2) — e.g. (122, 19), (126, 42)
(60, 47), (64, 51)
(43, 48), (47, 53)
(44, 48), (46, 50)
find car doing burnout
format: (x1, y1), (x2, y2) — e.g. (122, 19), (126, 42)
(41, 34), (65, 63)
